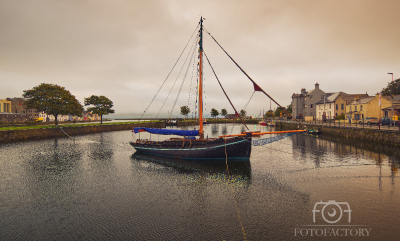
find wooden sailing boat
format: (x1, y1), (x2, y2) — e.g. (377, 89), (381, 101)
(129, 17), (304, 160)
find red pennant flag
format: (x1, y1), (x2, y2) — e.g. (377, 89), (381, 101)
(253, 83), (262, 91)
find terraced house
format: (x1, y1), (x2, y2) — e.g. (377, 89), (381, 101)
(291, 83), (326, 120)
(345, 94), (400, 121)
(315, 92), (369, 120)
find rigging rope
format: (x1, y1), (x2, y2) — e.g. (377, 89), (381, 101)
(156, 33), (200, 118)
(204, 27), (303, 127)
(169, 37), (199, 119)
(203, 51), (249, 130)
(252, 132), (297, 146)
(140, 23), (200, 120)
(242, 90), (255, 114)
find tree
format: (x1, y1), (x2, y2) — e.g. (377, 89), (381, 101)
(84, 95), (115, 124)
(211, 108), (219, 118)
(382, 78), (400, 96)
(23, 83), (83, 125)
(240, 109), (246, 118)
(221, 108), (228, 117)
(265, 110), (274, 118)
(275, 107), (284, 117)
(180, 106), (190, 118)
(286, 104), (292, 114)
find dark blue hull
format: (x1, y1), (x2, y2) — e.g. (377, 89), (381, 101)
(129, 136), (252, 160)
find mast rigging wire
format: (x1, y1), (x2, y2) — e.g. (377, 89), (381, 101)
(204, 27), (303, 127)
(203, 51), (249, 131)
(140, 22), (200, 120)
(156, 33), (200, 118)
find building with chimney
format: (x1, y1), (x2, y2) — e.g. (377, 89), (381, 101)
(291, 83), (326, 120)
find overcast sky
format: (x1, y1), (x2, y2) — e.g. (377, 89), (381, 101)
(1, 0), (399, 118)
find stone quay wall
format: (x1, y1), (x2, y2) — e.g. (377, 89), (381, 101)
(0, 122), (166, 143)
(276, 122), (400, 147)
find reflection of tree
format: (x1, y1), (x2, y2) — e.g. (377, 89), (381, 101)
(222, 125), (227, 135)
(88, 133), (113, 161)
(211, 124), (219, 135)
(28, 138), (83, 177)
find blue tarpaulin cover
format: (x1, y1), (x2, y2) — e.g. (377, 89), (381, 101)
(133, 127), (199, 136)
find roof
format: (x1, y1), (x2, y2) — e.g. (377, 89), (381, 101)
(382, 105), (400, 111)
(314, 92), (340, 105)
(306, 89), (315, 95)
(339, 93), (369, 104)
(348, 96), (375, 105)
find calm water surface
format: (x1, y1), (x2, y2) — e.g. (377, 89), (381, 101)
(1, 124), (399, 240)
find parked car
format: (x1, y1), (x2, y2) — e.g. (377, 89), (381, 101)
(359, 117), (378, 125)
(368, 117), (399, 125)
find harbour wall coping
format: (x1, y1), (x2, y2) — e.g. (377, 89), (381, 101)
(0, 122), (166, 143)
(277, 122), (400, 147)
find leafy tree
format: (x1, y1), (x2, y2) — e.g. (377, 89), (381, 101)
(211, 108), (219, 118)
(286, 104), (292, 114)
(275, 107), (283, 117)
(382, 78), (400, 96)
(180, 106), (190, 118)
(265, 110), (274, 118)
(221, 108), (228, 117)
(84, 95), (115, 124)
(23, 83), (83, 125)
(335, 113), (345, 120)
(240, 109), (246, 118)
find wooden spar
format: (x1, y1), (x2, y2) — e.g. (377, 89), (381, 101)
(205, 31), (304, 127)
(219, 129), (306, 138)
(198, 17), (204, 138)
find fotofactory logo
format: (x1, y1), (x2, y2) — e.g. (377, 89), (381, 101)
(294, 200), (371, 237)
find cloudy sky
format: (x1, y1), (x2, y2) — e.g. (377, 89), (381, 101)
(1, 0), (399, 118)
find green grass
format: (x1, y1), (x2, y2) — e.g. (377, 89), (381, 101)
(0, 121), (157, 131)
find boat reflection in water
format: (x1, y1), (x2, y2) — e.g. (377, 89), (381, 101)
(131, 153), (251, 185)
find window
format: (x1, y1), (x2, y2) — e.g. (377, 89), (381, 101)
(304, 105), (307, 108)
(321, 95), (324, 100)
(355, 106), (357, 111)
(311, 104), (313, 108)
(336, 104), (338, 110)
(360, 105), (363, 111)
(350, 106), (352, 111)
(336, 113), (338, 116)
(329, 104), (331, 109)
(341, 104), (344, 110)
(305, 97), (307, 101)
(311, 95), (313, 100)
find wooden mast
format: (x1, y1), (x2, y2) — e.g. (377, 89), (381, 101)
(198, 17), (204, 139)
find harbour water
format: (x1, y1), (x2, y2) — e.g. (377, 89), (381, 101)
(1, 124), (399, 240)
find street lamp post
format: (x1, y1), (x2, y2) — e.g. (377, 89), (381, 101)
(388, 73), (394, 126)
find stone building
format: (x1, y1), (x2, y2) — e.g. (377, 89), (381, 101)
(6, 97), (40, 120)
(291, 83), (326, 120)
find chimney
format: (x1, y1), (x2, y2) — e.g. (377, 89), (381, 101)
(301, 88), (306, 95)
(315, 82), (319, 90)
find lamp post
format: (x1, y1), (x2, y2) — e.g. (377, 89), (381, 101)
(388, 73), (394, 126)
